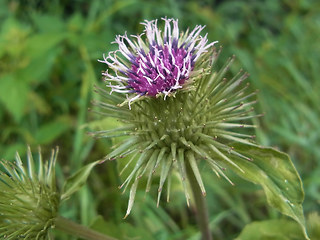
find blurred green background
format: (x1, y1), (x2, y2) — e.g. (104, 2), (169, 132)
(0, 0), (319, 239)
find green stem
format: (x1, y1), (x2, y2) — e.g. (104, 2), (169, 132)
(54, 216), (118, 240)
(186, 162), (213, 240)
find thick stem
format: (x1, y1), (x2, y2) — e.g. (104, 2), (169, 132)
(54, 216), (118, 240)
(186, 162), (213, 240)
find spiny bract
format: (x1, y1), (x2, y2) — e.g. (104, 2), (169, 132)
(0, 147), (60, 240)
(92, 18), (260, 217)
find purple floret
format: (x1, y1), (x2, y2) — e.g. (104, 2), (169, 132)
(128, 45), (192, 96)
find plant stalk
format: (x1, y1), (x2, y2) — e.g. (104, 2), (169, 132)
(186, 162), (213, 240)
(54, 216), (118, 240)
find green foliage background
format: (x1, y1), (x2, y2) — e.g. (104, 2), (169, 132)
(0, 0), (319, 239)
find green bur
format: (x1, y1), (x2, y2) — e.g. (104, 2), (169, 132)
(0, 147), (60, 240)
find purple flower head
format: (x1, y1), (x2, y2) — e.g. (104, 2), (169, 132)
(100, 18), (217, 106)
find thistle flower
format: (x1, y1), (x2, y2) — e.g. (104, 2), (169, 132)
(0, 147), (60, 239)
(99, 17), (217, 106)
(92, 18), (259, 217)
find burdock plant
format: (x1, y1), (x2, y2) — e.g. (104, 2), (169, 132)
(92, 18), (309, 239)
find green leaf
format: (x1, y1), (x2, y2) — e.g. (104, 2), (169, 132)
(0, 74), (29, 122)
(25, 32), (66, 59)
(224, 144), (309, 239)
(34, 116), (72, 144)
(236, 219), (305, 240)
(20, 32), (66, 84)
(0, 17), (30, 58)
(31, 13), (65, 33)
(61, 160), (101, 201)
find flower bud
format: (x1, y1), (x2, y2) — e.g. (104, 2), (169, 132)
(0, 147), (60, 239)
